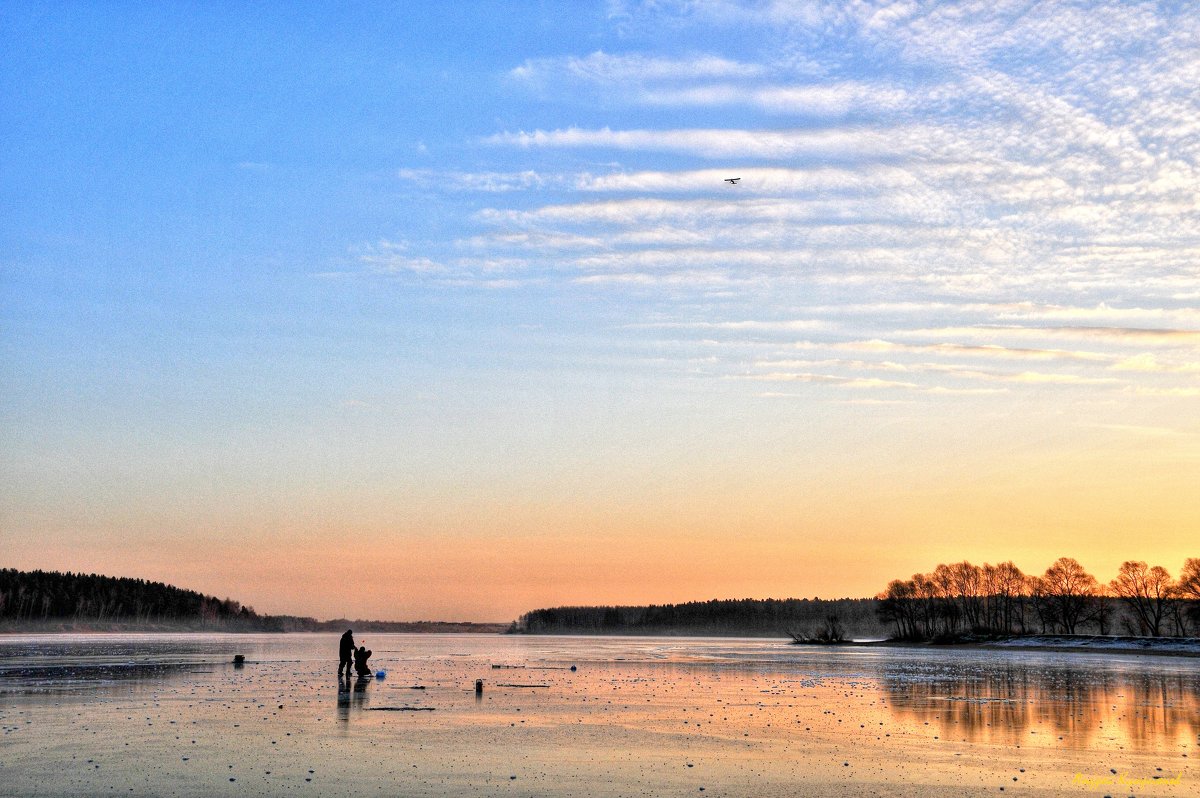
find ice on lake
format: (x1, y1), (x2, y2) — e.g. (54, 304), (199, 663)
(1, 633), (1195, 796)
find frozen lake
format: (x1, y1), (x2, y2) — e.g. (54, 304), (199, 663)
(1, 633), (1194, 796)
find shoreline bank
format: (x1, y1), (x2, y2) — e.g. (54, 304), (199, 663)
(0, 621), (510, 635)
(797, 634), (1200, 657)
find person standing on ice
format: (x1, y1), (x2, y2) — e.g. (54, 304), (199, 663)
(338, 629), (356, 677)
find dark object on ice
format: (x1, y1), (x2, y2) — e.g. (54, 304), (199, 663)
(788, 615), (848, 644)
(353, 645), (372, 677)
(338, 630), (356, 677)
(475, 679), (483, 695)
(233, 654), (246, 666)
(570, 665), (577, 671)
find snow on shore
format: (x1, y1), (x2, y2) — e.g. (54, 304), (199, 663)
(982, 634), (1200, 655)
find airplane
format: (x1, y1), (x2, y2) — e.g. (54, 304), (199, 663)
(724, 177), (740, 184)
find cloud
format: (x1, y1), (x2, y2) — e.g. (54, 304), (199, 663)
(908, 326), (1200, 346)
(1125, 386), (1200, 398)
(572, 270), (750, 288)
(991, 371), (1120, 385)
(488, 125), (924, 160)
(994, 303), (1200, 325)
(510, 50), (764, 85)
(479, 196), (952, 228)
(360, 241), (451, 276)
(562, 248), (806, 275)
(398, 168), (550, 192)
(640, 82), (911, 116)
(352, 1), (1200, 417)
(753, 356), (1120, 386)
(1110, 354), (1200, 373)
(462, 231), (605, 250)
(755, 357), (911, 372)
(922, 386), (1010, 396)
(830, 339), (1113, 363)
(574, 165), (920, 193)
(352, 241), (533, 287)
(835, 398), (918, 405)
(637, 319), (825, 332)
(1086, 423), (1193, 438)
(741, 369), (1019, 395)
(743, 372), (921, 390)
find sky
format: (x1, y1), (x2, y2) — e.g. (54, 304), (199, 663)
(1, 1), (1197, 622)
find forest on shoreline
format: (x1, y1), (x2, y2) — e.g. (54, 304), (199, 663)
(876, 557), (1200, 641)
(514, 597), (886, 637)
(0, 569), (506, 633)
(7, 558), (1199, 641)
(514, 557), (1200, 641)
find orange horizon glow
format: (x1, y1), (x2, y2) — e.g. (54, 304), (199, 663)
(7, 448), (1196, 622)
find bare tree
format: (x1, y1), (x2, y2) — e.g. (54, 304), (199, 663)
(815, 614), (846, 642)
(1088, 595), (1115, 635)
(1040, 557), (1098, 634)
(1026, 576), (1053, 633)
(1178, 558), (1200, 600)
(950, 561), (983, 631)
(1109, 561), (1174, 637)
(931, 564), (958, 636)
(876, 579), (917, 639)
(991, 561), (1025, 633)
(1178, 558), (1200, 635)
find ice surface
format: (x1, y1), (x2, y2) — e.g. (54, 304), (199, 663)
(1, 634), (1195, 796)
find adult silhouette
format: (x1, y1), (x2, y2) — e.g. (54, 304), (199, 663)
(338, 629), (356, 677)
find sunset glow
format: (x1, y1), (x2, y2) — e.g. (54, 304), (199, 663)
(2, 2), (1197, 621)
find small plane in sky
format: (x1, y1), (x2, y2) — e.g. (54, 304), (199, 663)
(724, 177), (740, 184)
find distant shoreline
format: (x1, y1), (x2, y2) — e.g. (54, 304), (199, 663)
(0, 568), (511, 635)
(0, 621), (510, 635)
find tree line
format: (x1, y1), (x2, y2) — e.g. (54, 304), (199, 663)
(0, 568), (259, 627)
(0, 569), (509, 632)
(515, 597), (887, 637)
(876, 557), (1200, 640)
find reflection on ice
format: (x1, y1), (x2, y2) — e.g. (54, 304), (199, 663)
(881, 659), (1199, 750)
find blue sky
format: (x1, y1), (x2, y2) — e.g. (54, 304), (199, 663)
(2, 1), (1198, 620)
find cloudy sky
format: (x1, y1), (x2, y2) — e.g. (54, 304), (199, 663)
(2, 1), (1197, 620)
